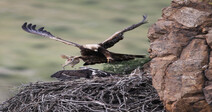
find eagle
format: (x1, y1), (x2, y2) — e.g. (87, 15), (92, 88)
(22, 15), (147, 69)
(51, 67), (117, 81)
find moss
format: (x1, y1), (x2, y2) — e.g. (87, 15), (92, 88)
(103, 57), (151, 74)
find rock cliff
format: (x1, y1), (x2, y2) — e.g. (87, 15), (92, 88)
(148, 0), (212, 111)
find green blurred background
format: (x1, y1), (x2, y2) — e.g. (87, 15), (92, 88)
(0, 0), (171, 103)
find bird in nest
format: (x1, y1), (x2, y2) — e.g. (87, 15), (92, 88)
(22, 15), (147, 69)
(51, 67), (117, 81)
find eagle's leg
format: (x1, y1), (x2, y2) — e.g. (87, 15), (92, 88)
(106, 57), (113, 63)
(98, 47), (113, 63)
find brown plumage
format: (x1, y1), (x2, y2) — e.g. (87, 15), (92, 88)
(22, 15), (147, 67)
(51, 67), (117, 81)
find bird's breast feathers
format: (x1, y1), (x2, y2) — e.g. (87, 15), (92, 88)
(83, 44), (100, 51)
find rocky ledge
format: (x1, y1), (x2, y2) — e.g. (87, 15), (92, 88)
(148, 0), (212, 111)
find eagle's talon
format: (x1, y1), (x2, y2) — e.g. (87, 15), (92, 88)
(107, 57), (113, 63)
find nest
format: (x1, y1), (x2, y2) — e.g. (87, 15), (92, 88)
(0, 73), (165, 112)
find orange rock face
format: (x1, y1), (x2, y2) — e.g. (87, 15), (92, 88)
(148, 0), (212, 111)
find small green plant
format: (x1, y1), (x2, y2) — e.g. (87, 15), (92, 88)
(200, 0), (212, 5)
(103, 57), (151, 74)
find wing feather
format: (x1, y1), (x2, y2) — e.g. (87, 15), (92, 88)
(22, 22), (82, 48)
(99, 15), (148, 49)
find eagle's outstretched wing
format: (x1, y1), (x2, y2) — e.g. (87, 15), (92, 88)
(99, 15), (147, 49)
(22, 23), (82, 48)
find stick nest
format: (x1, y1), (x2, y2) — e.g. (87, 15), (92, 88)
(0, 74), (165, 112)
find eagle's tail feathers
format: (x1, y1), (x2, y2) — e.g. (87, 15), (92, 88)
(112, 53), (145, 59)
(129, 54), (146, 58)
